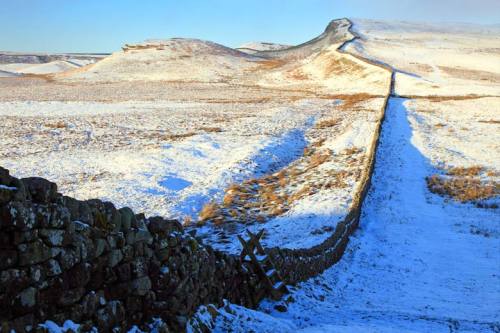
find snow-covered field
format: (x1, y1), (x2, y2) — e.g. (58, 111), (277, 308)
(206, 97), (500, 333)
(0, 94), (384, 250)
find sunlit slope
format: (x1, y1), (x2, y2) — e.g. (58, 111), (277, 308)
(346, 19), (500, 96)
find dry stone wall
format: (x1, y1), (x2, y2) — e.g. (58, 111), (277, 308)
(0, 167), (269, 332)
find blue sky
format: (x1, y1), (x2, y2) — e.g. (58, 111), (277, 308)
(1, 0), (499, 53)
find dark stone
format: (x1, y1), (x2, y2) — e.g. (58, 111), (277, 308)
(21, 177), (58, 204)
(58, 287), (85, 306)
(96, 300), (125, 331)
(67, 263), (91, 289)
(119, 207), (136, 231)
(274, 304), (287, 312)
(17, 240), (53, 266)
(0, 249), (18, 269)
(0, 201), (37, 230)
(148, 217), (183, 235)
(0, 268), (30, 294)
(13, 287), (38, 316)
(115, 262), (131, 282)
(129, 276), (152, 296)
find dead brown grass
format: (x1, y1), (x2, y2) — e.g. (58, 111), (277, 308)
(198, 202), (219, 223)
(344, 147), (363, 156)
(437, 66), (500, 83)
(199, 127), (223, 133)
(323, 57), (364, 77)
(45, 120), (66, 129)
(315, 118), (340, 129)
(426, 175), (498, 203)
(312, 138), (327, 148)
(289, 70), (310, 81)
(252, 59), (287, 70)
(446, 166), (483, 177)
(478, 119), (500, 124)
(308, 150), (331, 169)
(317, 93), (379, 111)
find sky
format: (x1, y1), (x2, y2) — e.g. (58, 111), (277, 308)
(1, 0), (499, 53)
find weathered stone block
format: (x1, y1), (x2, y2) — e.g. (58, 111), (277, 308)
(108, 249), (123, 268)
(21, 177), (57, 204)
(119, 207), (136, 231)
(129, 276), (152, 296)
(17, 240), (52, 266)
(45, 258), (62, 277)
(94, 238), (108, 257)
(96, 300), (125, 331)
(0, 249), (18, 269)
(0, 268), (30, 294)
(57, 248), (80, 270)
(0, 201), (36, 230)
(14, 286), (37, 315)
(115, 262), (131, 282)
(58, 287), (85, 306)
(39, 229), (68, 246)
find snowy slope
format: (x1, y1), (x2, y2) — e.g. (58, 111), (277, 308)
(237, 42), (290, 54)
(209, 98), (500, 333)
(346, 19), (500, 96)
(58, 38), (259, 82)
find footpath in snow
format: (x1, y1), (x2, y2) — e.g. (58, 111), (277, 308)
(210, 97), (500, 333)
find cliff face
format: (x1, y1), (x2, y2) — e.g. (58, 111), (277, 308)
(0, 167), (269, 332)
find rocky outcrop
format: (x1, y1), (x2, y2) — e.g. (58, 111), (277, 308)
(0, 167), (270, 332)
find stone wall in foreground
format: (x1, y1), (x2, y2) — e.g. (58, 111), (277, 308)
(0, 167), (268, 332)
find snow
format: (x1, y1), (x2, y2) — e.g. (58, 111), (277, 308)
(211, 97), (500, 332)
(347, 19), (500, 96)
(59, 38), (259, 83)
(258, 43), (391, 95)
(0, 60), (80, 75)
(237, 42), (291, 53)
(1, 94), (382, 250)
(405, 97), (500, 172)
(39, 320), (82, 333)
